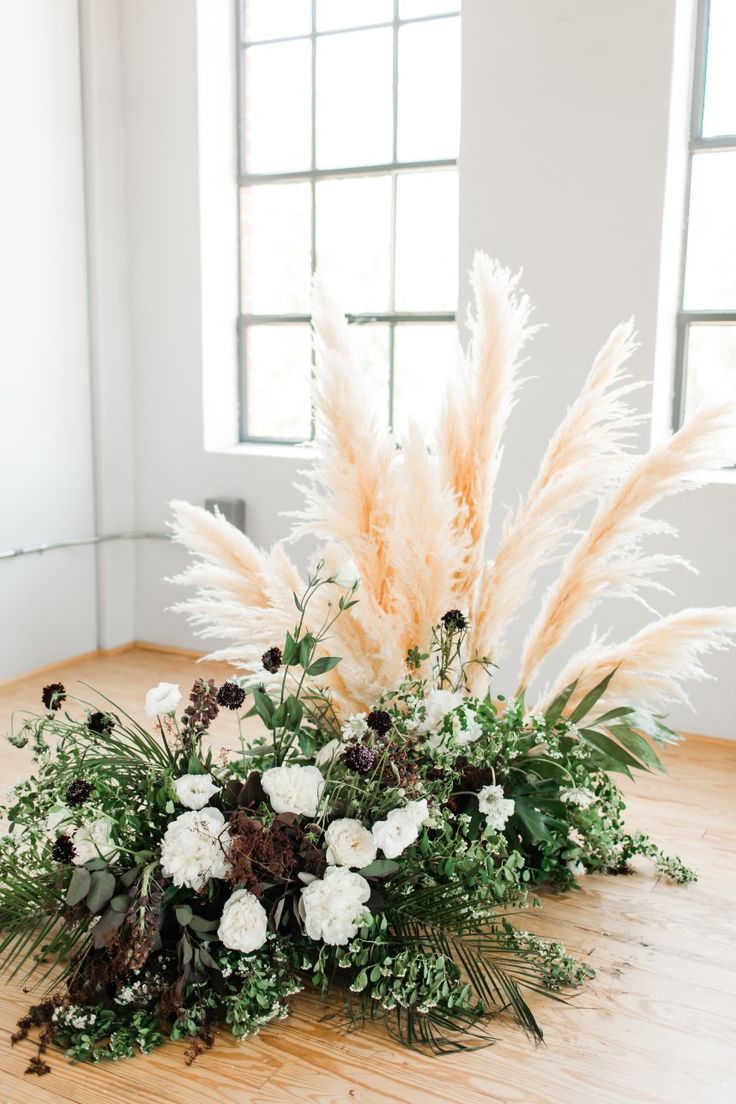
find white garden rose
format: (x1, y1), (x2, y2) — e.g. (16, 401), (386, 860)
(160, 806), (230, 890)
(315, 738), (341, 767)
(172, 772), (219, 810)
(371, 803), (427, 860)
(217, 888), (268, 953)
(416, 689), (464, 735)
(324, 818), (377, 869)
(334, 559), (360, 589)
(72, 817), (119, 866)
(300, 866), (370, 945)
(261, 764), (325, 817)
(477, 785), (515, 831)
(145, 682), (182, 717)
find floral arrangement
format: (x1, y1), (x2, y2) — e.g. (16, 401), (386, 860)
(2, 255), (734, 1071)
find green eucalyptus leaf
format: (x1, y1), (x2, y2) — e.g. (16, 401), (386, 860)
(86, 870), (116, 913)
(175, 904), (193, 926)
(65, 867), (91, 906)
(358, 859), (400, 878)
(188, 914), (219, 933)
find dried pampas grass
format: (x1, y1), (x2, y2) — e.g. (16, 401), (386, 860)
(169, 254), (735, 723)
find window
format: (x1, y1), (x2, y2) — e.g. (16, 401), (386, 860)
(236, 0), (461, 443)
(675, 0), (736, 448)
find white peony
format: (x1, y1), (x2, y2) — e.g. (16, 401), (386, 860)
(217, 888), (268, 953)
(160, 806), (230, 890)
(300, 866), (370, 945)
(334, 559), (361, 589)
(145, 682), (181, 717)
(261, 764), (324, 817)
(72, 818), (119, 866)
(371, 801), (429, 860)
(477, 785), (515, 831)
(315, 738), (342, 767)
(324, 818), (377, 869)
(172, 772), (219, 810)
(416, 689), (464, 735)
(559, 787), (596, 809)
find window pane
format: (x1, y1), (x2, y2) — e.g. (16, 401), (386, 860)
(348, 323), (391, 418)
(400, 1), (461, 17)
(245, 326), (312, 439)
(316, 29), (393, 168)
(240, 183), (312, 313)
(317, 0), (393, 31)
(316, 176), (392, 311)
(244, 41), (312, 172)
(395, 170), (459, 310)
(244, 1), (311, 42)
(683, 151), (736, 310)
(393, 324), (458, 436)
(702, 0), (736, 137)
(684, 324), (736, 441)
(397, 16), (460, 161)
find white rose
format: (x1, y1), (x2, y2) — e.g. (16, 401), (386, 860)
(372, 806), (423, 859)
(324, 818), (377, 869)
(217, 888), (268, 953)
(145, 682), (182, 717)
(315, 738), (341, 767)
(172, 772), (219, 810)
(477, 785), (515, 831)
(261, 764), (324, 817)
(300, 866), (370, 945)
(403, 799), (431, 827)
(72, 818), (119, 866)
(334, 559), (360, 589)
(160, 806), (230, 890)
(416, 689), (464, 735)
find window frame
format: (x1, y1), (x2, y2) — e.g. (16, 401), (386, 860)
(235, 0), (461, 445)
(673, 0), (736, 433)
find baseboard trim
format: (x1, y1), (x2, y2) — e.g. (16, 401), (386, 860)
(0, 641), (211, 691)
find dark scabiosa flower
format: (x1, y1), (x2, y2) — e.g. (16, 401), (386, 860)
(88, 710), (114, 735)
(342, 744), (376, 774)
(217, 681), (246, 711)
(51, 835), (75, 864)
(262, 646), (283, 674)
(41, 683), (66, 712)
(441, 609), (468, 632)
(366, 709), (392, 737)
(65, 778), (93, 807)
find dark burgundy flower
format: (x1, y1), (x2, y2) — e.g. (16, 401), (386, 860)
(441, 609), (468, 632)
(342, 744), (376, 774)
(216, 682), (246, 711)
(88, 711), (114, 735)
(41, 683), (66, 712)
(262, 646), (283, 674)
(366, 709), (392, 737)
(65, 779), (93, 807)
(51, 835), (75, 864)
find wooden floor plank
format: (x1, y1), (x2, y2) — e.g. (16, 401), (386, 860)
(1, 647), (734, 1104)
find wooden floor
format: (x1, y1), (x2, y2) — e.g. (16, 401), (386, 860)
(0, 646), (734, 1104)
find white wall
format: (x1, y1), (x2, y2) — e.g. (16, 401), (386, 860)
(0, 0), (98, 678)
(458, 0), (735, 739)
(4, 1), (733, 736)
